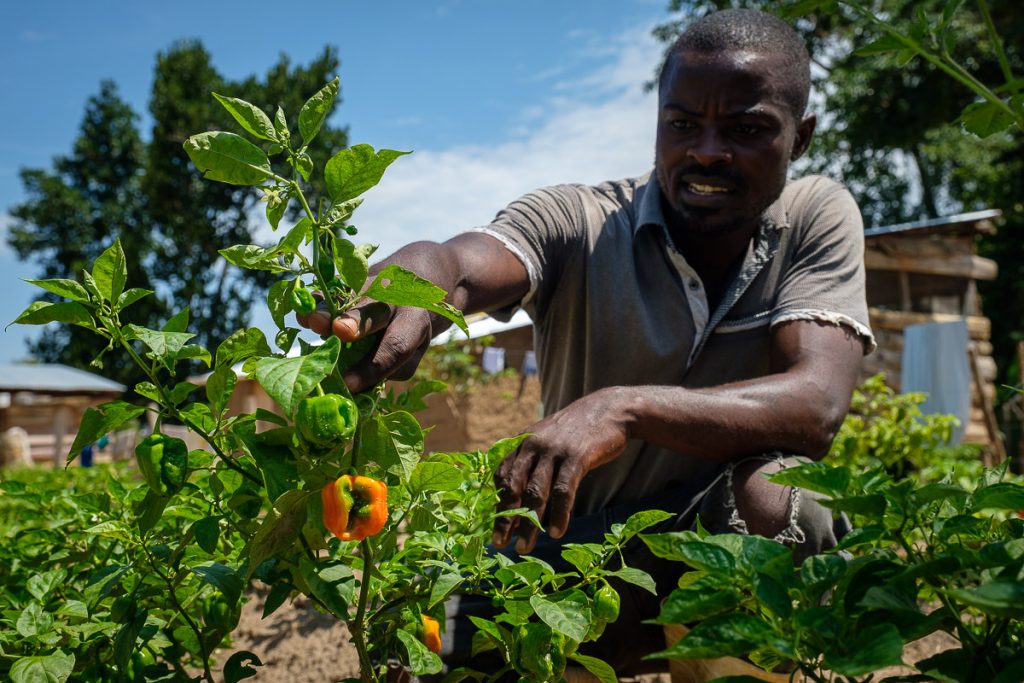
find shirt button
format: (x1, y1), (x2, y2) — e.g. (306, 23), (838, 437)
(689, 279), (701, 290)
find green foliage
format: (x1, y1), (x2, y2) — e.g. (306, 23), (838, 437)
(0, 462), (248, 682)
(828, 373), (984, 482)
(413, 334), (511, 396)
(11, 84), (645, 683)
(7, 42), (348, 387)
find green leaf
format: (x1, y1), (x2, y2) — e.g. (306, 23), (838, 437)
(254, 337), (341, 416)
(28, 569), (67, 602)
(569, 654), (617, 683)
(607, 566), (657, 595)
(263, 582), (292, 619)
(220, 244), (289, 273)
(266, 193), (287, 230)
(823, 622), (904, 676)
(335, 238), (371, 292)
(411, 460), (464, 493)
(324, 144), (410, 204)
(273, 218), (312, 257)
(68, 401), (145, 463)
(323, 197), (363, 227)
(949, 578), (1024, 618)
(125, 324), (194, 366)
(822, 493), (887, 518)
(293, 152), (314, 182)
(273, 106), (290, 144)
(11, 301), (94, 328)
(224, 651), (263, 683)
(117, 288), (153, 310)
(191, 562), (243, 605)
(299, 557), (355, 618)
(768, 462), (850, 497)
(853, 34), (907, 56)
(530, 592), (591, 642)
(972, 482), (1024, 511)
(654, 613), (772, 659)
(234, 423), (298, 502)
(23, 278), (91, 304)
(618, 509), (673, 541)
(912, 483), (968, 505)
(206, 365), (237, 416)
(9, 652), (75, 683)
(247, 489), (310, 573)
(216, 327), (273, 368)
(429, 571), (463, 607)
(268, 279), (297, 330)
(396, 628), (444, 676)
(961, 100), (1016, 138)
(800, 554), (847, 593)
(92, 240), (127, 303)
(17, 602), (54, 637)
(213, 93), (276, 141)
(184, 131), (274, 186)
(299, 78), (339, 145)
(192, 516), (222, 554)
(777, 0), (836, 20)
(656, 585), (741, 624)
(361, 411), (424, 479)
(642, 535), (736, 573)
(365, 264), (468, 334)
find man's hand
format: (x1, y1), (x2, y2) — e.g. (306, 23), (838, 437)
(492, 387), (634, 554)
(296, 300), (432, 393)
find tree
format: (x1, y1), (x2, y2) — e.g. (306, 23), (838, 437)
(652, 0), (1023, 389)
(8, 41), (349, 387)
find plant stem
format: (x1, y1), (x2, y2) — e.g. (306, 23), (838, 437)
(292, 180), (338, 319)
(977, 0), (1016, 92)
(352, 538), (377, 682)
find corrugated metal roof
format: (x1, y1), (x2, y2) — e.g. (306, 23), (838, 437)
(864, 209), (1001, 238)
(0, 363), (125, 394)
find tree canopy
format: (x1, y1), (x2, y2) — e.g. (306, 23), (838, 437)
(8, 41), (348, 388)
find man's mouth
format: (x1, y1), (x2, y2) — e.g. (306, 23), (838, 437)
(686, 182), (732, 195)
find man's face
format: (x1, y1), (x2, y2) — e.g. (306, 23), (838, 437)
(655, 49), (814, 237)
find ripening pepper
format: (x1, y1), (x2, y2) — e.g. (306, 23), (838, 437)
(321, 475), (388, 541)
(418, 615), (442, 654)
(295, 394), (358, 448)
(291, 284), (316, 315)
(135, 434), (189, 496)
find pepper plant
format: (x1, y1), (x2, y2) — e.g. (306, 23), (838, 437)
(11, 80), (663, 683)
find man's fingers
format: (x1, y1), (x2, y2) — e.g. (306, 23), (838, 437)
(340, 309), (432, 393)
(515, 456), (554, 554)
(492, 445), (538, 548)
(544, 462), (582, 540)
(331, 301), (394, 341)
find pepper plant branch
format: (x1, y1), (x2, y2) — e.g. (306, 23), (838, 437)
(976, 0), (1016, 92)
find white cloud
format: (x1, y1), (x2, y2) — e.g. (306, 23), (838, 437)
(347, 24), (661, 261)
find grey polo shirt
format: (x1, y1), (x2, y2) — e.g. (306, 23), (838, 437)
(470, 172), (874, 515)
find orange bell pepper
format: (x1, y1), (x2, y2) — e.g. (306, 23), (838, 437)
(419, 615), (442, 654)
(321, 475), (388, 541)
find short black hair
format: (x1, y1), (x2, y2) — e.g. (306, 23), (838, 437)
(659, 9), (811, 118)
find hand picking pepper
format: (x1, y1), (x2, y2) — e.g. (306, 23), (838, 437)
(321, 474), (388, 541)
(135, 433), (189, 496)
(295, 394), (358, 448)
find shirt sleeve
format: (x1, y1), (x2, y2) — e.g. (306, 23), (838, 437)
(771, 177), (876, 354)
(465, 184), (587, 322)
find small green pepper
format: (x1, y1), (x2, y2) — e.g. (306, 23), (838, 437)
(295, 394), (358, 448)
(514, 622), (567, 681)
(135, 434), (189, 496)
(291, 284), (316, 315)
(592, 583), (620, 624)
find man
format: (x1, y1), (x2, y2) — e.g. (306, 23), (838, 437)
(301, 8), (873, 672)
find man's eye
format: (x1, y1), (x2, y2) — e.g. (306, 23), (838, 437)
(670, 120), (695, 131)
(734, 124), (761, 136)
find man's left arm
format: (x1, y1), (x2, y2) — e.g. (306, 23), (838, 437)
(493, 319), (865, 552)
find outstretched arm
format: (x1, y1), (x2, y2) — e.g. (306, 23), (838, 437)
(298, 232), (530, 392)
(492, 319), (865, 553)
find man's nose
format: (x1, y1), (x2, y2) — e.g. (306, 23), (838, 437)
(686, 130), (732, 166)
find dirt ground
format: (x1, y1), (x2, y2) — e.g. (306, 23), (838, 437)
(218, 375), (951, 681)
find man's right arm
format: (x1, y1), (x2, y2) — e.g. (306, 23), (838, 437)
(298, 232), (530, 393)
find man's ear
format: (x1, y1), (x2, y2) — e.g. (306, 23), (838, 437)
(791, 113), (817, 161)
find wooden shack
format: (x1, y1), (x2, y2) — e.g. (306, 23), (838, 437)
(861, 209), (1001, 452)
(0, 363), (126, 466)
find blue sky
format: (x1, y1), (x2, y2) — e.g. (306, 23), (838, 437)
(0, 0), (672, 363)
